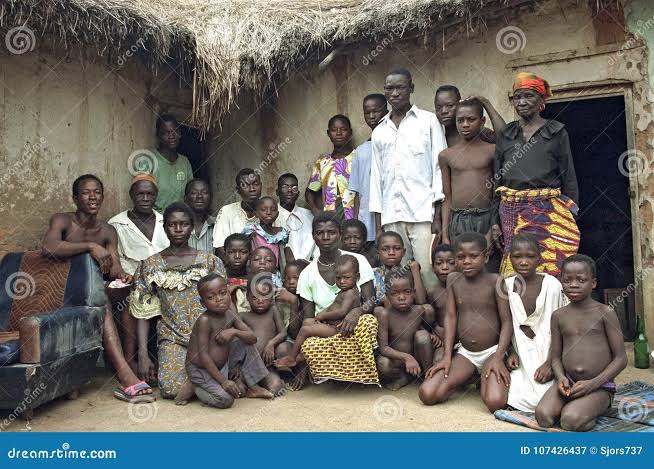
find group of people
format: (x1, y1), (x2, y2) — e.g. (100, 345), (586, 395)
(36, 67), (628, 432)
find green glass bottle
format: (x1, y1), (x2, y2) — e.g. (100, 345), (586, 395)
(634, 315), (650, 369)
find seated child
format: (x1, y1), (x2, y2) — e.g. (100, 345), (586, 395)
(374, 231), (426, 306)
(505, 234), (568, 412)
(239, 272), (289, 396)
(223, 233), (250, 312)
(249, 246), (283, 288)
(424, 244), (456, 366)
(535, 255), (627, 431)
(243, 196), (293, 269)
(277, 260), (310, 338)
(185, 273), (273, 408)
(375, 270), (435, 390)
(274, 254), (361, 369)
(418, 232), (513, 413)
(341, 219), (377, 267)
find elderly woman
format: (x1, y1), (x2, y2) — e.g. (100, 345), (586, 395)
(491, 72), (580, 277)
(129, 202), (226, 401)
(288, 211), (378, 390)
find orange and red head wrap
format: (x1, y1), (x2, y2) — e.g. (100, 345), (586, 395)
(512, 72), (552, 100)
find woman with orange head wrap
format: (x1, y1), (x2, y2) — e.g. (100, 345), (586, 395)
(490, 72), (580, 278)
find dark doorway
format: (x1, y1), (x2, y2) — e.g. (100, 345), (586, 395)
(178, 125), (209, 182)
(543, 96), (635, 338)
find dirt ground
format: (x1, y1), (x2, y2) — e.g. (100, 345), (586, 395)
(3, 361), (652, 432)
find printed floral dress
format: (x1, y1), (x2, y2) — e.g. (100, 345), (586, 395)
(129, 251), (225, 397)
(307, 151), (356, 221)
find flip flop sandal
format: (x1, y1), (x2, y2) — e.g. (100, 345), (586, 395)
(113, 381), (156, 403)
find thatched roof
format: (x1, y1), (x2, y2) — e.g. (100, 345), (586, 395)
(1, 0), (531, 130)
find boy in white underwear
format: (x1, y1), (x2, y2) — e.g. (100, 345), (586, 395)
(419, 232), (513, 413)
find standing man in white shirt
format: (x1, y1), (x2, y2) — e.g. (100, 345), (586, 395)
(369, 68), (447, 288)
(276, 173), (316, 260)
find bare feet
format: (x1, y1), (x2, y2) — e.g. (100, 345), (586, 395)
(264, 371), (287, 397)
(384, 374), (410, 391)
(286, 366), (309, 391)
(274, 356), (298, 370)
(174, 380), (195, 405)
(246, 385), (274, 399)
(235, 379), (247, 398)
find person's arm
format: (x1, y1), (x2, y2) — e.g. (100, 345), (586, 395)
(557, 129), (579, 206)
(408, 261), (427, 304)
(195, 316), (229, 385)
(438, 150), (452, 244)
(42, 214), (112, 273)
(425, 273), (458, 377)
(269, 305), (288, 348)
(212, 207), (228, 258)
(337, 280), (374, 337)
(215, 314), (258, 345)
(475, 96), (506, 136)
(430, 115), (446, 239)
(549, 312), (570, 396)
(484, 276), (514, 386)
(569, 306), (627, 399)
(106, 225), (131, 282)
(490, 144), (504, 251)
(369, 136), (383, 238)
(305, 159), (324, 216)
(375, 307), (421, 375)
(317, 290), (359, 322)
(349, 154), (361, 219)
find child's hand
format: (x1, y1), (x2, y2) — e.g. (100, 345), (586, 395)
(404, 356), (421, 376)
(223, 380), (242, 398)
(490, 225), (503, 251)
(558, 377), (571, 397)
(568, 379), (595, 399)
(484, 355), (510, 387)
(407, 260), (420, 272)
(506, 352), (520, 371)
(215, 329), (235, 345)
(429, 333), (442, 349)
(227, 284), (240, 294)
(534, 362), (553, 383)
(262, 343), (276, 366)
(426, 357), (451, 379)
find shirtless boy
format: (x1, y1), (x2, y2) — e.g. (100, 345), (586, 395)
(374, 231), (426, 306)
(439, 99), (496, 247)
(535, 255), (627, 431)
(223, 233), (251, 312)
(424, 244), (456, 365)
(240, 272), (290, 396)
(41, 174), (153, 402)
(375, 270), (435, 390)
(279, 260), (308, 339)
(418, 232), (512, 412)
(185, 273), (273, 408)
(274, 255), (361, 369)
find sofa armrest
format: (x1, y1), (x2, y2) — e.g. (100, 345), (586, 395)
(18, 306), (104, 364)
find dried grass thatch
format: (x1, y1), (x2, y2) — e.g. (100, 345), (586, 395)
(1, 0), (526, 129)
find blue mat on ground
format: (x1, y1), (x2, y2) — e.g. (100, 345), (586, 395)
(494, 380), (654, 432)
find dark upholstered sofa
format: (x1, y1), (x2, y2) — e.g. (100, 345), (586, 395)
(0, 251), (104, 417)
